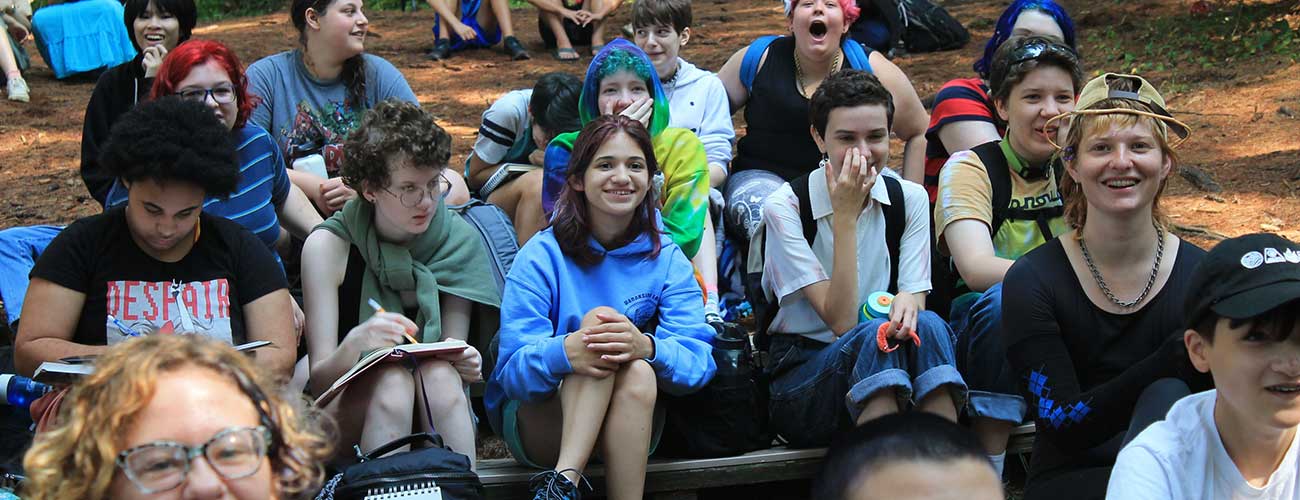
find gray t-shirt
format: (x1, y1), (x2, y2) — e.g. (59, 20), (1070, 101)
(247, 50), (418, 176)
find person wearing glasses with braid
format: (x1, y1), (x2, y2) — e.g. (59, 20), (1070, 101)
(1001, 73), (1209, 499)
(300, 99), (500, 467)
(934, 35), (1080, 477)
(21, 334), (332, 500)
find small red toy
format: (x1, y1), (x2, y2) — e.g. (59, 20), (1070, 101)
(876, 321), (922, 353)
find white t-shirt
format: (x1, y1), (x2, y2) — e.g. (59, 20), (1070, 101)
(471, 89), (534, 166)
(760, 167), (932, 343)
(1108, 390), (1300, 500)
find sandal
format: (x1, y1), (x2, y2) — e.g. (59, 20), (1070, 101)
(551, 47), (579, 62)
(504, 36), (531, 60)
(589, 44), (606, 55)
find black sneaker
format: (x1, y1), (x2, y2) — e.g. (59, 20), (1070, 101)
(426, 39), (452, 61)
(504, 35), (531, 60)
(529, 469), (588, 500)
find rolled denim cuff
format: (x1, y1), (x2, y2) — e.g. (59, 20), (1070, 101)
(913, 363), (967, 408)
(966, 390), (1027, 424)
(846, 368), (910, 419)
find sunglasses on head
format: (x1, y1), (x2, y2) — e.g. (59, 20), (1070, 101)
(1007, 41), (1078, 66)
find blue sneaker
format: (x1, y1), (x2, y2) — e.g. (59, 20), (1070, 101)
(529, 469), (589, 500)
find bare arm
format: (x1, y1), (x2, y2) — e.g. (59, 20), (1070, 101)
(242, 289), (298, 383)
(798, 217), (864, 336)
(944, 218), (1015, 292)
(439, 293), (472, 342)
(936, 121), (1002, 157)
(466, 152), (501, 189)
(526, 0), (571, 15)
(287, 169), (328, 213)
(870, 52), (929, 184)
(716, 47), (754, 114)
(14, 279), (103, 376)
(276, 183), (324, 239)
(301, 230), (361, 396)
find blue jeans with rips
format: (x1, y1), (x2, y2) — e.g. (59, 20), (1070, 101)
(767, 311), (967, 448)
(951, 283), (1028, 424)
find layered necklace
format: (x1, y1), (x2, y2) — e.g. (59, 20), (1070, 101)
(793, 49), (842, 99)
(1079, 223), (1166, 309)
(662, 61), (682, 101)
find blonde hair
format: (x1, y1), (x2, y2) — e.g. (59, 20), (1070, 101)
(1059, 96), (1178, 232)
(21, 336), (334, 500)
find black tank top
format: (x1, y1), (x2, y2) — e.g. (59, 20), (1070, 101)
(337, 245), (417, 342)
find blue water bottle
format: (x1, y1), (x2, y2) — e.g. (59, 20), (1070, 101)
(0, 374), (50, 408)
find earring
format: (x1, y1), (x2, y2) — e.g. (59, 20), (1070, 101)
(818, 154), (829, 171)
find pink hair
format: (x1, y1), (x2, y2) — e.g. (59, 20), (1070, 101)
(784, 0), (862, 25)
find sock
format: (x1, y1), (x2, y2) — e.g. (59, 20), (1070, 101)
(704, 290), (721, 322)
(988, 452), (1006, 479)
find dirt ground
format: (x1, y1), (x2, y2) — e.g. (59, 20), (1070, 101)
(0, 0), (1297, 245)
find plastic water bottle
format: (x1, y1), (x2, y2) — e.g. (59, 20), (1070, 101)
(0, 374), (50, 408)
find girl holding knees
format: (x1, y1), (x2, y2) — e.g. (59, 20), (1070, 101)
(488, 115), (715, 500)
(301, 100), (500, 466)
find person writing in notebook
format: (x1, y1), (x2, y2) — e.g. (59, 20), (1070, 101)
(301, 100), (500, 465)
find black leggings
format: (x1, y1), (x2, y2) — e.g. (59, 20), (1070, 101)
(1024, 378), (1191, 500)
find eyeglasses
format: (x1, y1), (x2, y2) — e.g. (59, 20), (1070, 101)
(175, 85), (236, 105)
(383, 174), (452, 208)
(116, 426), (271, 494)
(1007, 41), (1078, 66)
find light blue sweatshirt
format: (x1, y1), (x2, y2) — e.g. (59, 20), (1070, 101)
(485, 222), (717, 433)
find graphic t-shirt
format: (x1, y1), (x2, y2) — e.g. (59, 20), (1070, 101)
(246, 50), (419, 176)
(934, 140), (1067, 260)
(29, 208), (288, 347)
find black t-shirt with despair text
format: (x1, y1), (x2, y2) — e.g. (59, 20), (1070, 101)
(30, 207), (288, 348)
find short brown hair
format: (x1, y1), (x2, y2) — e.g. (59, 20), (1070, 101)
(632, 0), (692, 32)
(987, 35), (1083, 107)
(341, 99), (452, 192)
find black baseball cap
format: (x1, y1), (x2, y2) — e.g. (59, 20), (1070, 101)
(1186, 233), (1300, 325)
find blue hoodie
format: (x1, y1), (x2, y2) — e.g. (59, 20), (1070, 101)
(485, 221), (716, 433)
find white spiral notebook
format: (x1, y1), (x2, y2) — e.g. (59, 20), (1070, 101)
(364, 482), (442, 499)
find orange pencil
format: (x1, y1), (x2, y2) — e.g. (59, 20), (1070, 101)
(369, 298), (419, 345)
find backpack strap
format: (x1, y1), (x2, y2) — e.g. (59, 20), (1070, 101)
(842, 40), (874, 74)
(971, 141), (1065, 240)
(880, 175), (905, 294)
(789, 174), (818, 246)
(740, 35), (780, 92)
(971, 141), (1011, 238)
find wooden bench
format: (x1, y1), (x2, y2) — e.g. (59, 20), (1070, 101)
(477, 424), (1037, 498)
(478, 447), (827, 499)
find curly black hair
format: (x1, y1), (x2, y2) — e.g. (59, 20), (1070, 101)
(340, 99), (452, 191)
(809, 69), (895, 138)
(99, 96), (239, 198)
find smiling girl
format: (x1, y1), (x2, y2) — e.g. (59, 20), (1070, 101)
(933, 35), (1081, 472)
(80, 0), (197, 205)
(1001, 73), (1208, 499)
(489, 115), (715, 500)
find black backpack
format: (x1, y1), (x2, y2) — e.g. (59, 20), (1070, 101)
(745, 174), (909, 356)
(931, 141), (1066, 307)
(897, 0), (970, 53)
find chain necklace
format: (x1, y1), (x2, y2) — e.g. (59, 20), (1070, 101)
(662, 61), (681, 101)
(794, 49), (841, 99)
(1079, 223), (1166, 309)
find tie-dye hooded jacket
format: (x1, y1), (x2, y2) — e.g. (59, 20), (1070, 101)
(542, 39), (710, 258)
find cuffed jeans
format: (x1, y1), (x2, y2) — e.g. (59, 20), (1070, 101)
(767, 311), (967, 448)
(952, 283), (1027, 424)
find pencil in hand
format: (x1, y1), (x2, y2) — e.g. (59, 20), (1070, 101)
(368, 298), (420, 345)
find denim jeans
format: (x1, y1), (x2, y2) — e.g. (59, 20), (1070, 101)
(767, 311), (967, 448)
(0, 225), (61, 328)
(951, 283), (1027, 424)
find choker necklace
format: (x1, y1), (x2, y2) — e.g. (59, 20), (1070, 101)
(1079, 223), (1165, 308)
(662, 61), (681, 100)
(794, 49), (841, 99)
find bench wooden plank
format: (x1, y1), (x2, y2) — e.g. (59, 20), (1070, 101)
(478, 447), (827, 499)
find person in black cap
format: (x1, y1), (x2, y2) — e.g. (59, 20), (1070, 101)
(1108, 233), (1300, 499)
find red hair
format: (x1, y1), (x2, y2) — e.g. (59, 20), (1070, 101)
(150, 39), (260, 129)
